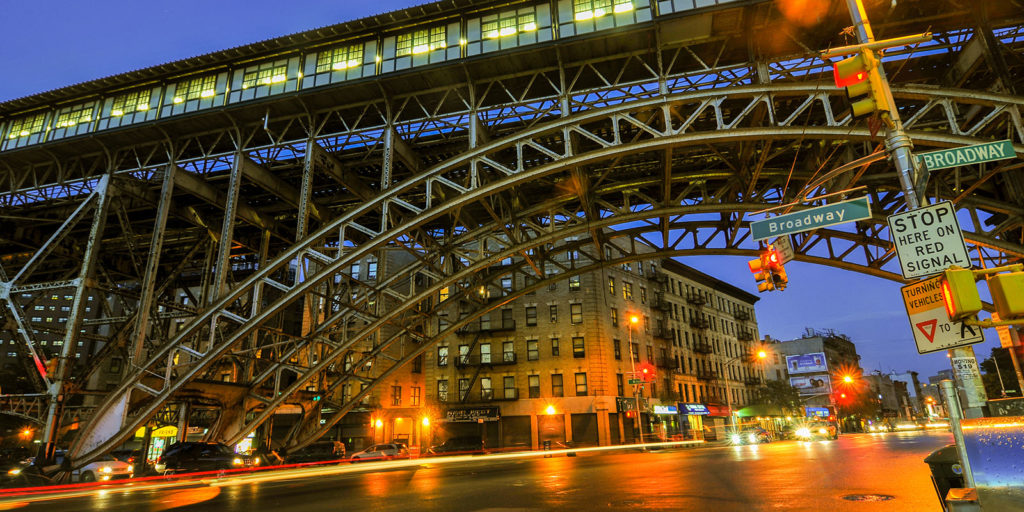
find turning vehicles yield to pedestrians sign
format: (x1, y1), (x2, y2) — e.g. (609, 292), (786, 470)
(900, 275), (984, 354)
(887, 201), (971, 279)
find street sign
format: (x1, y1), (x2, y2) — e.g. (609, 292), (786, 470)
(750, 197), (871, 241)
(628, 378), (642, 385)
(917, 140), (1016, 171)
(887, 201), (971, 279)
(772, 235), (795, 263)
(900, 275), (984, 354)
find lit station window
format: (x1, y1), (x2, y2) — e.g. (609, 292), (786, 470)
(110, 90), (152, 117)
(396, 26), (446, 57)
(6, 113), (45, 139)
(483, 11), (537, 39)
(242, 65), (288, 89)
(54, 105), (94, 128)
(172, 75), (218, 104)
(316, 44), (364, 73)
(573, 0), (634, 21)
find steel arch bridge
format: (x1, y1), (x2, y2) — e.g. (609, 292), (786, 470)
(0, 0), (1023, 467)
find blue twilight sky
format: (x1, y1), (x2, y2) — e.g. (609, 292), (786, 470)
(0, 0), (999, 379)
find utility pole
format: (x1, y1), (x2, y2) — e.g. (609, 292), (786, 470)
(835, 0), (989, 420)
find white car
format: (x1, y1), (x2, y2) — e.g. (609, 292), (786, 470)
(73, 459), (134, 482)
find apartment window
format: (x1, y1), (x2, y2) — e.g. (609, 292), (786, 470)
(551, 338), (560, 356)
(242, 65), (287, 89)
(610, 307), (618, 327)
(503, 341), (515, 362)
(172, 74), (217, 103)
(528, 375), (541, 398)
(623, 282), (633, 301)
(459, 344), (470, 365)
(640, 287), (647, 304)
(439, 286), (450, 302)
(646, 346), (654, 362)
(34, 305), (44, 311)
(366, 258), (378, 279)
(437, 346), (449, 367)
(109, 357), (123, 374)
(413, 354), (423, 373)
(608, 276), (615, 295)
(527, 339), (539, 361)
(501, 277), (513, 295)
(525, 306), (537, 326)
(316, 43), (364, 72)
(481, 343), (492, 364)
(502, 308), (514, 328)
(437, 379), (449, 401)
(459, 378), (470, 400)
(617, 373), (624, 396)
(570, 303), (583, 324)
(569, 275), (581, 290)
(549, 305), (558, 323)
(503, 376), (516, 399)
(481, 377), (493, 400)
(392, 386), (402, 406)
(630, 342), (639, 362)
(350, 262), (360, 280)
(411, 386), (421, 406)
(552, 374), (564, 397)
(396, 26), (446, 57)
(574, 373), (588, 396)
(572, 336), (585, 358)
(613, 339), (621, 360)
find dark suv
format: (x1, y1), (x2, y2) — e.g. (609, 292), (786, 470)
(284, 441), (347, 465)
(155, 442), (257, 475)
(428, 436), (486, 455)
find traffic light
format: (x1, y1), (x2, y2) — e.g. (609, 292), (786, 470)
(988, 271), (1024, 320)
(833, 49), (893, 120)
(638, 363), (655, 382)
(940, 267), (982, 322)
(748, 253), (775, 293)
(765, 246), (788, 291)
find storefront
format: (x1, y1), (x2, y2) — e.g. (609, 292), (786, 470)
(679, 403), (709, 440)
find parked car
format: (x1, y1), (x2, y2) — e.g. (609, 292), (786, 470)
(731, 427), (772, 445)
(72, 458), (134, 482)
(427, 436), (486, 456)
(349, 443), (410, 462)
(284, 441), (347, 465)
(795, 421), (839, 441)
(154, 442), (258, 475)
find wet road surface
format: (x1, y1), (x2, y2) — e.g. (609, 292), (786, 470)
(0, 431), (951, 511)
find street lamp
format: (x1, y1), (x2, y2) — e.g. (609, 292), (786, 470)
(722, 348), (768, 437)
(627, 314), (645, 449)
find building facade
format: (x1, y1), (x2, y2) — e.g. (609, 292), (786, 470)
(764, 328), (864, 412)
(363, 250), (765, 450)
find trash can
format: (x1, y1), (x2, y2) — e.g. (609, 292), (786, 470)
(924, 444), (964, 511)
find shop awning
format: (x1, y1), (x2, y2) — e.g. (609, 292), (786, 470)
(736, 404), (786, 418)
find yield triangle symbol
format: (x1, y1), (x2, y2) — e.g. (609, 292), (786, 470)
(916, 319), (938, 343)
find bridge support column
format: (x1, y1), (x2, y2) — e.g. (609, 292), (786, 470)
(41, 174), (114, 465)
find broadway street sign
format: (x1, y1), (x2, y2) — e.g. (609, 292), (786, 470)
(750, 197), (871, 241)
(917, 140), (1016, 171)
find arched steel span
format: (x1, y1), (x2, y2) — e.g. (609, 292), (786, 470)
(66, 83), (1024, 463)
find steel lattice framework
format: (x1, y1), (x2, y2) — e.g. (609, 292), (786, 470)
(0, 0), (1023, 467)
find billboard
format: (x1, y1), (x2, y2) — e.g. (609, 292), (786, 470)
(785, 352), (828, 374)
(790, 375), (832, 395)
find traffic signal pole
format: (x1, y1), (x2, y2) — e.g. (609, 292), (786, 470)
(838, 1), (990, 420)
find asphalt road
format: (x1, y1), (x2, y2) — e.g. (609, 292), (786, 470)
(0, 431), (952, 512)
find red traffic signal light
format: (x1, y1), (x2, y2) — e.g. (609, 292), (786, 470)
(639, 363), (655, 382)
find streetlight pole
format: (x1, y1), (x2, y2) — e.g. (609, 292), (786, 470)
(722, 348), (767, 438)
(628, 315), (645, 449)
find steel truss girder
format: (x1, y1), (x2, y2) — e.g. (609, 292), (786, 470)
(61, 79), (1024, 464)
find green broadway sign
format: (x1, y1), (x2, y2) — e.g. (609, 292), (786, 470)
(750, 197), (872, 241)
(917, 140), (1016, 171)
